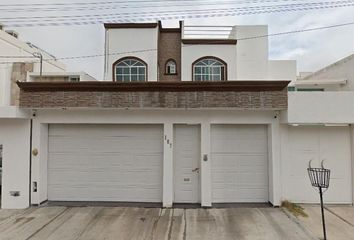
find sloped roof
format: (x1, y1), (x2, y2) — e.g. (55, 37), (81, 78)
(303, 54), (354, 80)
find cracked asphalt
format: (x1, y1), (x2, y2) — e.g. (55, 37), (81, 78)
(0, 206), (315, 240)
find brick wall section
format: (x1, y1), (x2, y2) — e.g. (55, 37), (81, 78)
(158, 31), (181, 82)
(11, 62), (33, 106)
(19, 89), (287, 109)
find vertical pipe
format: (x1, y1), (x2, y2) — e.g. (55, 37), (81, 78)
(29, 119), (33, 206)
(319, 187), (327, 240)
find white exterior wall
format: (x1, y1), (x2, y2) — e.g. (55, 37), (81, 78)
(27, 109), (282, 208)
(280, 125), (352, 204)
(0, 30), (66, 106)
(181, 44), (237, 81)
(268, 60), (297, 81)
(286, 92), (354, 124)
(27, 71), (96, 82)
(234, 26), (269, 80)
(105, 28), (158, 81)
(0, 119), (30, 209)
(0, 65), (12, 106)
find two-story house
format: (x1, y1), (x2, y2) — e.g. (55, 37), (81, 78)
(0, 21), (297, 209)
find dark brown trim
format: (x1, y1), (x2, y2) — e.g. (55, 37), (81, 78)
(160, 28), (181, 33)
(182, 39), (237, 45)
(191, 56), (228, 81)
(104, 23), (158, 29)
(17, 81), (290, 92)
(164, 58), (178, 75)
(112, 56), (148, 82)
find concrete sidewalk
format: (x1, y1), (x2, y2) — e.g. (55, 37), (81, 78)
(0, 206), (314, 240)
(296, 205), (354, 240)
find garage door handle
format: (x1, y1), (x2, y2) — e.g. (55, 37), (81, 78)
(192, 168), (200, 172)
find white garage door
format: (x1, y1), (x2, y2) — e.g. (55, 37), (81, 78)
(211, 125), (269, 203)
(286, 126), (352, 203)
(48, 124), (163, 202)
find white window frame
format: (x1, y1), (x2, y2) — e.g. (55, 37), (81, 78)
(193, 58), (226, 81)
(165, 60), (177, 75)
(115, 58), (147, 82)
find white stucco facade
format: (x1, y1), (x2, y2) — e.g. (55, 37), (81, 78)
(2, 22), (354, 209)
(104, 22), (296, 82)
(25, 109), (282, 208)
(0, 119), (31, 209)
(104, 27), (159, 81)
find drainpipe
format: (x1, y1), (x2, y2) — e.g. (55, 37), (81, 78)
(29, 118), (33, 206)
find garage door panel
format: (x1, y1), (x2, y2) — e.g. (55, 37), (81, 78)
(211, 125), (268, 203)
(49, 185), (161, 202)
(48, 124), (163, 202)
(288, 152), (317, 176)
(213, 189), (268, 202)
(211, 139), (267, 153)
(212, 155), (267, 172)
(287, 126), (351, 203)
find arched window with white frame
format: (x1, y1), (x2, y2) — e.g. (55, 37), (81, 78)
(165, 59), (177, 75)
(193, 57), (226, 81)
(114, 57), (147, 82)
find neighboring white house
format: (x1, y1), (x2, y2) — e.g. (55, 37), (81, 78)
(0, 24), (95, 208)
(1, 20), (353, 210)
(282, 54), (354, 204)
(27, 71), (96, 82)
(0, 25), (67, 107)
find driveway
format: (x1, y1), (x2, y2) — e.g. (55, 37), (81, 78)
(0, 206), (314, 240)
(296, 205), (354, 240)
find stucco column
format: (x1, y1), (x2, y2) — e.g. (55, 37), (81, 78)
(162, 123), (173, 208)
(350, 124), (354, 205)
(31, 120), (40, 205)
(268, 119), (282, 206)
(31, 120), (48, 205)
(201, 122), (212, 207)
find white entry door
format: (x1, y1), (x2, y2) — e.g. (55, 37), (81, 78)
(48, 124), (163, 202)
(211, 124), (269, 203)
(174, 125), (201, 203)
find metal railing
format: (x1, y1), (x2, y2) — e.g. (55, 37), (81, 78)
(183, 25), (234, 39)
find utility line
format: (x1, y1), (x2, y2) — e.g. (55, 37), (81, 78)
(0, 0), (349, 12)
(0, 1), (350, 21)
(0, 0), (306, 8)
(1, 21), (353, 64)
(3, 3), (354, 27)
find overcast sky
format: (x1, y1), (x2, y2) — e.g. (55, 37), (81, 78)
(1, 0), (354, 79)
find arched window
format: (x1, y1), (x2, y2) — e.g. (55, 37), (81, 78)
(165, 59), (177, 75)
(193, 57), (226, 81)
(114, 57), (147, 82)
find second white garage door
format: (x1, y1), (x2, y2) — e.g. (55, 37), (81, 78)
(48, 124), (163, 202)
(211, 125), (269, 203)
